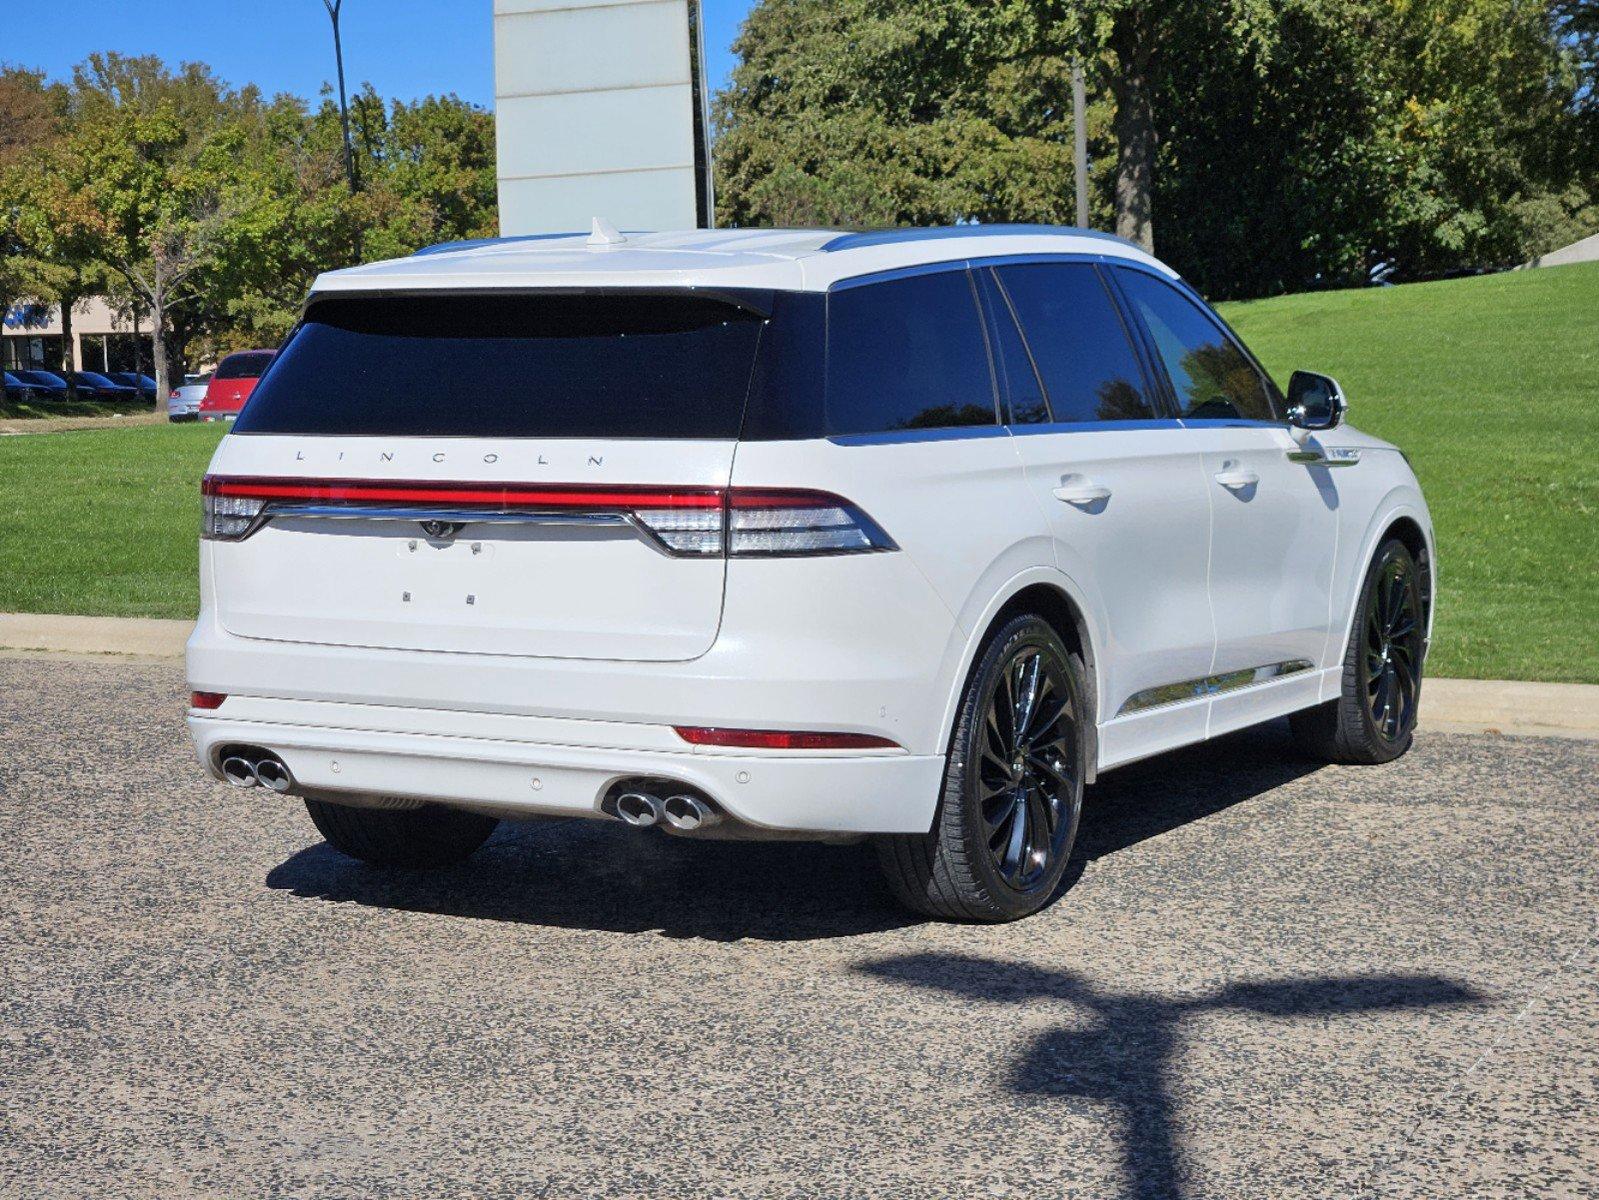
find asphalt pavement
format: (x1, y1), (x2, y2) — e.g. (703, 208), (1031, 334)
(1, 655), (1595, 1199)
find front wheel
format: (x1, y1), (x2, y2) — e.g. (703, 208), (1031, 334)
(304, 798), (499, 869)
(877, 614), (1087, 922)
(1290, 537), (1426, 764)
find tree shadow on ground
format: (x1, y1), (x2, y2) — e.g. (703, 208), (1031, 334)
(266, 721), (1325, 942)
(859, 952), (1484, 1200)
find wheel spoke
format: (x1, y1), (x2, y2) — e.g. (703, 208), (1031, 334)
(1013, 653), (1042, 742)
(1002, 795), (1027, 878)
(1024, 689), (1068, 746)
(1028, 786), (1056, 838)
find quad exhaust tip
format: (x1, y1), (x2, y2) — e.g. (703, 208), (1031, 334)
(220, 748), (294, 793)
(221, 756), (258, 788)
(661, 794), (720, 831)
(614, 791), (663, 827)
(254, 759), (292, 793)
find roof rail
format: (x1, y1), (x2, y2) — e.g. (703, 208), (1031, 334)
(819, 224), (1144, 254)
(414, 232), (583, 257)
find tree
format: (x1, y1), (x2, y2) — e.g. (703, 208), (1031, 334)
(0, 67), (70, 402)
(714, 0), (1598, 296)
(33, 55), (267, 399)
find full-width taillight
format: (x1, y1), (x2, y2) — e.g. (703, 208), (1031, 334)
(674, 726), (902, 750)
(200, 477), (896, 557)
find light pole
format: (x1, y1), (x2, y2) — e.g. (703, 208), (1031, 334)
(322, 0), (359, 196)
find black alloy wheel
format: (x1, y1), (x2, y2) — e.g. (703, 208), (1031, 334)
(878, 614), (1087, 922)
(1363, 549), (1424, 743)
(1290, 537), (1426, 764)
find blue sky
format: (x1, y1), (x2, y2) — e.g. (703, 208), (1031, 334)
(2, 0), (756, 106)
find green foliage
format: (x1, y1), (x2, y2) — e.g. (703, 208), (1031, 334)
(0, 53), (496, 372)
(714, 0), (1599, 297)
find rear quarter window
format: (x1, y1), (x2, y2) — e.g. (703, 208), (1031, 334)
(825, 270), (998, 436)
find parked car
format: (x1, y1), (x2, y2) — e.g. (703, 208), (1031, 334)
(186, 226), (1434, 922)
(63, 370), (141, 401)
(11, 369), (71, 400)
(200, 350), (275, 419)
(4, 370), (58, 404)
(168, 372), (212, 422)
(107, 372), (158, 402)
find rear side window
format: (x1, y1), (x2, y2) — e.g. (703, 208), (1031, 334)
(216, 352), (274, 381)
(1114, 269), (1277, 422)
(234, 293), (766, 439)
(993, 263), (1154, 423)
(826, 270), (997, 435)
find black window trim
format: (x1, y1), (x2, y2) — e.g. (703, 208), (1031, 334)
(972, 266), (1051, 426)
(1104, 262), (1285, 424)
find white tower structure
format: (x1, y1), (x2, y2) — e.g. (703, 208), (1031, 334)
(493, 0), (715, 235)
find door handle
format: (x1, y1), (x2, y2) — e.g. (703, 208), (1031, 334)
(1213, 468), (1259, 490)
(1052, 480), (1113, 506)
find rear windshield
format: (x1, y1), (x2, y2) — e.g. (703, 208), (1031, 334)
(216, 352), (274, 380)
(234, 293), (767, 439)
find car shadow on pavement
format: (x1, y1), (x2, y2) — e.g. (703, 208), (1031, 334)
(858, 952), (1485, 1200)
(265, 721), (1325, 942)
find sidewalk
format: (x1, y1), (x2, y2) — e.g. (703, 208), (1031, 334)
(2, 611), (1595, 740)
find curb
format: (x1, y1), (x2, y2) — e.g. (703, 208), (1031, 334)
(3, 612), (1596, 741)
(0, 612), (192, 660)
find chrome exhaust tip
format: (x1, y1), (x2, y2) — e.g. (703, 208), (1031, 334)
(221, 756), (259, 788)
(661, 794), (720, 832)
(254, 758), (293, 794)
(614, 792), (662, 827)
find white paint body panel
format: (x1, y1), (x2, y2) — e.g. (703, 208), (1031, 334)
(189, 230), (1434, 834)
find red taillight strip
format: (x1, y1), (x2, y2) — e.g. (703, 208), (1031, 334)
(202, 477), (864, 512)
(674, 726), (902, 751)
(203, 476), (725, 510)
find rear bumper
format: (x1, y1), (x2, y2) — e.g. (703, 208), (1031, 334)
(188, 695), (944, 834)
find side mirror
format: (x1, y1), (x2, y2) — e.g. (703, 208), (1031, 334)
(1286, 371), (1346, 431)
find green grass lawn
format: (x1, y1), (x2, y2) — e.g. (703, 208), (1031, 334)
(1218, 261), (1598, 683)
(1, 262), (1595, 681)
(0, 422), (226, 618)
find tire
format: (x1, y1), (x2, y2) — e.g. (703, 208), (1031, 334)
(303, 798), (499, 869)
(877, 614), (1087, 922)
(1290, 537), (1426, 764)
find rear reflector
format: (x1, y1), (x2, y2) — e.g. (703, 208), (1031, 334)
(190, 691), (227, 710)
(674, 726), (901, 750)
(201, 476), (896, 557)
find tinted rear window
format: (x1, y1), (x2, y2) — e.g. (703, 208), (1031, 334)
(216, 352), (274, 381)
(235, 294), (768, 439)
(825, 270), (998, 436)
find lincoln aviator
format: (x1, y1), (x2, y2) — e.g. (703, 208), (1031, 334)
(187, 225), (1433, 921)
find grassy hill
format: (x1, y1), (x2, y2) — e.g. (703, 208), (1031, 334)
(1219, 262), (1599, 684)
(0, 263), (1594, 682)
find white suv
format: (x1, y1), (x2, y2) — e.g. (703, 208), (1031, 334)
(187, 225), (1434, 921)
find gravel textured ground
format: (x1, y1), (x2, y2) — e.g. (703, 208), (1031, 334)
(2, 655), (1595, 1199)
